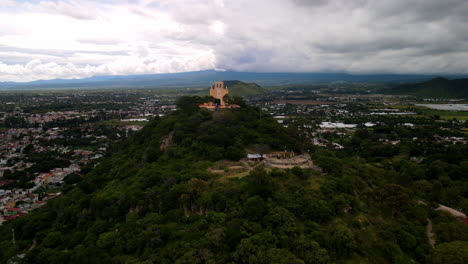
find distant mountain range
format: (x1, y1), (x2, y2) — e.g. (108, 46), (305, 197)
(384, 77), (468, 98)
(1, 70), (467, 90)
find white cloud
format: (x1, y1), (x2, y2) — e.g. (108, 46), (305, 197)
(1, 0), (468, 81)
(0, 0), (14, 8)
(23, 0), (99, 20)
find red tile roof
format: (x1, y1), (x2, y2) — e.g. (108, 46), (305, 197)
(4, 215), (19, 220)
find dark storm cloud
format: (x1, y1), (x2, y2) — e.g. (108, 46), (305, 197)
(367, 0), (468, 22)
(292, 0), (328, 7)
(195, 0), (468, 74)
(2, 0), (468, 81)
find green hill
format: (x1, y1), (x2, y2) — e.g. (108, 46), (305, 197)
(1, 97), (467, 263)
(222, 80), (264, 96)
(384, 77), (468, 98)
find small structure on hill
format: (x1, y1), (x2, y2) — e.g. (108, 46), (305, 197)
(264, 152), (312, 169)
(266, 151), (295, 159)
(245, 151), (321, 170)
(199, 81), (240, 110)
(247, 153), (265, 161)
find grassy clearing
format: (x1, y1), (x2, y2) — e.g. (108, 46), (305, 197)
(46, 188), (62, 194)
(224, 170), (250, 179)
(382, 104), (468, 120)
(96, 119), (149, 126)
(461, 128), (468, 135)
(384, 104), (419, 109)
(211, 160), (253, 181)
(439, 115), (468, 120)
(418, 109), (468, 120)
(307, 173), (325, 190)
(214, 160), (272, 182)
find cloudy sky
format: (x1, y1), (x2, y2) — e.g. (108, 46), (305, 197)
(0, 0), (467, 82)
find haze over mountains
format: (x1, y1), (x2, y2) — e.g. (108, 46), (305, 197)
(1, 70), (467, 90)
(386, 77), (468, 99)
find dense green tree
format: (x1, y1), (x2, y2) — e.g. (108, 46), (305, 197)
(431, 241), (468, 264)
(329, 223), (356, 257)
(63, 173), (82, 185)
(175, 96), (205, 114)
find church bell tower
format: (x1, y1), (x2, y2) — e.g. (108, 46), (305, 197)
(210, 81), (229, 106)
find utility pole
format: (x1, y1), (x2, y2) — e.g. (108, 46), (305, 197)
(12, 228), (15, 244)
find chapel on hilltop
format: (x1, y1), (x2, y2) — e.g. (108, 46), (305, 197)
(199, 81), (240, 110)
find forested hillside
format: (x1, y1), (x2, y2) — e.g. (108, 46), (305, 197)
(221, 81), (264, 96)
(1, 97), (467, 264)
(384, 77), (468, 98)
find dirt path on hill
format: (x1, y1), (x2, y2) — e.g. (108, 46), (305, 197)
(426, 218), (435, 248)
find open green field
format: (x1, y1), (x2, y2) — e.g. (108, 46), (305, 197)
(379, 104), (468, 120)
(96, 118), (149, 126)
(418, 109), (468, 120)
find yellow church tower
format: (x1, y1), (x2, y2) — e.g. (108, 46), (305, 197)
(210, 81), (229, 105)
(199, 81), (240, 110)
